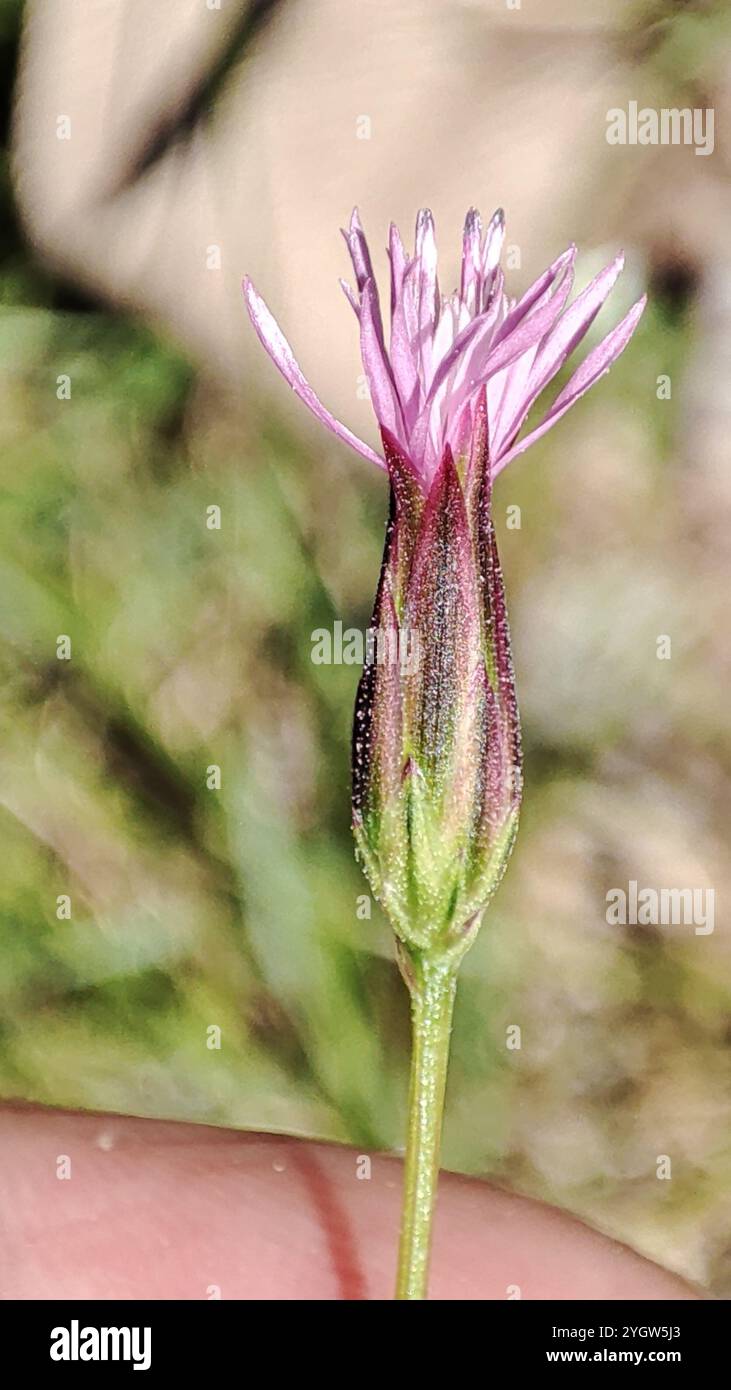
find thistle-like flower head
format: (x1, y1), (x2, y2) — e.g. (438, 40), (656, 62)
(243, 209), (645, 956)
(244, 206), (645, 487)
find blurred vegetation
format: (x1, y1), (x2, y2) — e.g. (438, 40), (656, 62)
(1, 0), (730, 1296)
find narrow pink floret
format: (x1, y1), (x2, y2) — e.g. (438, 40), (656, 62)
(242, 277), (384, 469)
(242, 209), (645, 485)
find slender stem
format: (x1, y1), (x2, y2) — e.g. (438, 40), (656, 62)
(395, 954), (458, 1300)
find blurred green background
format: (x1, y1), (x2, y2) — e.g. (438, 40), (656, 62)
(1, 0), (730, 1295)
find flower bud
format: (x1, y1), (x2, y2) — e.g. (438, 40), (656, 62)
(352, 392), (522, 955)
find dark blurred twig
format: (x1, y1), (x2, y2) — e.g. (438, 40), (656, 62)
(112, 0), (286, 195)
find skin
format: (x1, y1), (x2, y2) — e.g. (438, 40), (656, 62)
(0, 1106), (699, 1301)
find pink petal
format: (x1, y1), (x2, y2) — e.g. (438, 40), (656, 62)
(527, 253), (625, 397)
(341, 207), (376, 292)
(455, 268), (574, 399)
(460, 207), (483, 313)
(487, 343), (540, 458)
(413, 209), (439, 386)
(419, 296), (503, 416)
(494, 294), (647, 474)
(481, 207), (505, 307)
(360, 277), (407, 443)
(342, 208), (388, 349)
(388, 223), (407, 317)
(491, 257), (636, 455)
(495, 246), (576, 342)
(389, 260), (422, 428)
(427, 265), (573, 419)
(553, 293), (646, 409)
(413, 273), (575, 481)
(339, 278), (360, 317)
(242, 277), (385, 470)
(493, 253), (626, 452)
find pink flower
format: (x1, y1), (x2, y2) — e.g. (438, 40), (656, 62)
(243, 207), (645, 488)
(243, 209), (646, 951)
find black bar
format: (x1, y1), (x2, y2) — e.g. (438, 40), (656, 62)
(2, 1296), (725, 1374)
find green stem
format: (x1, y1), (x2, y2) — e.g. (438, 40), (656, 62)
(395, 953), (458, 1300)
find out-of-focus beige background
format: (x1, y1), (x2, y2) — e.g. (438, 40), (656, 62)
(1, 0), (730, 1293)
